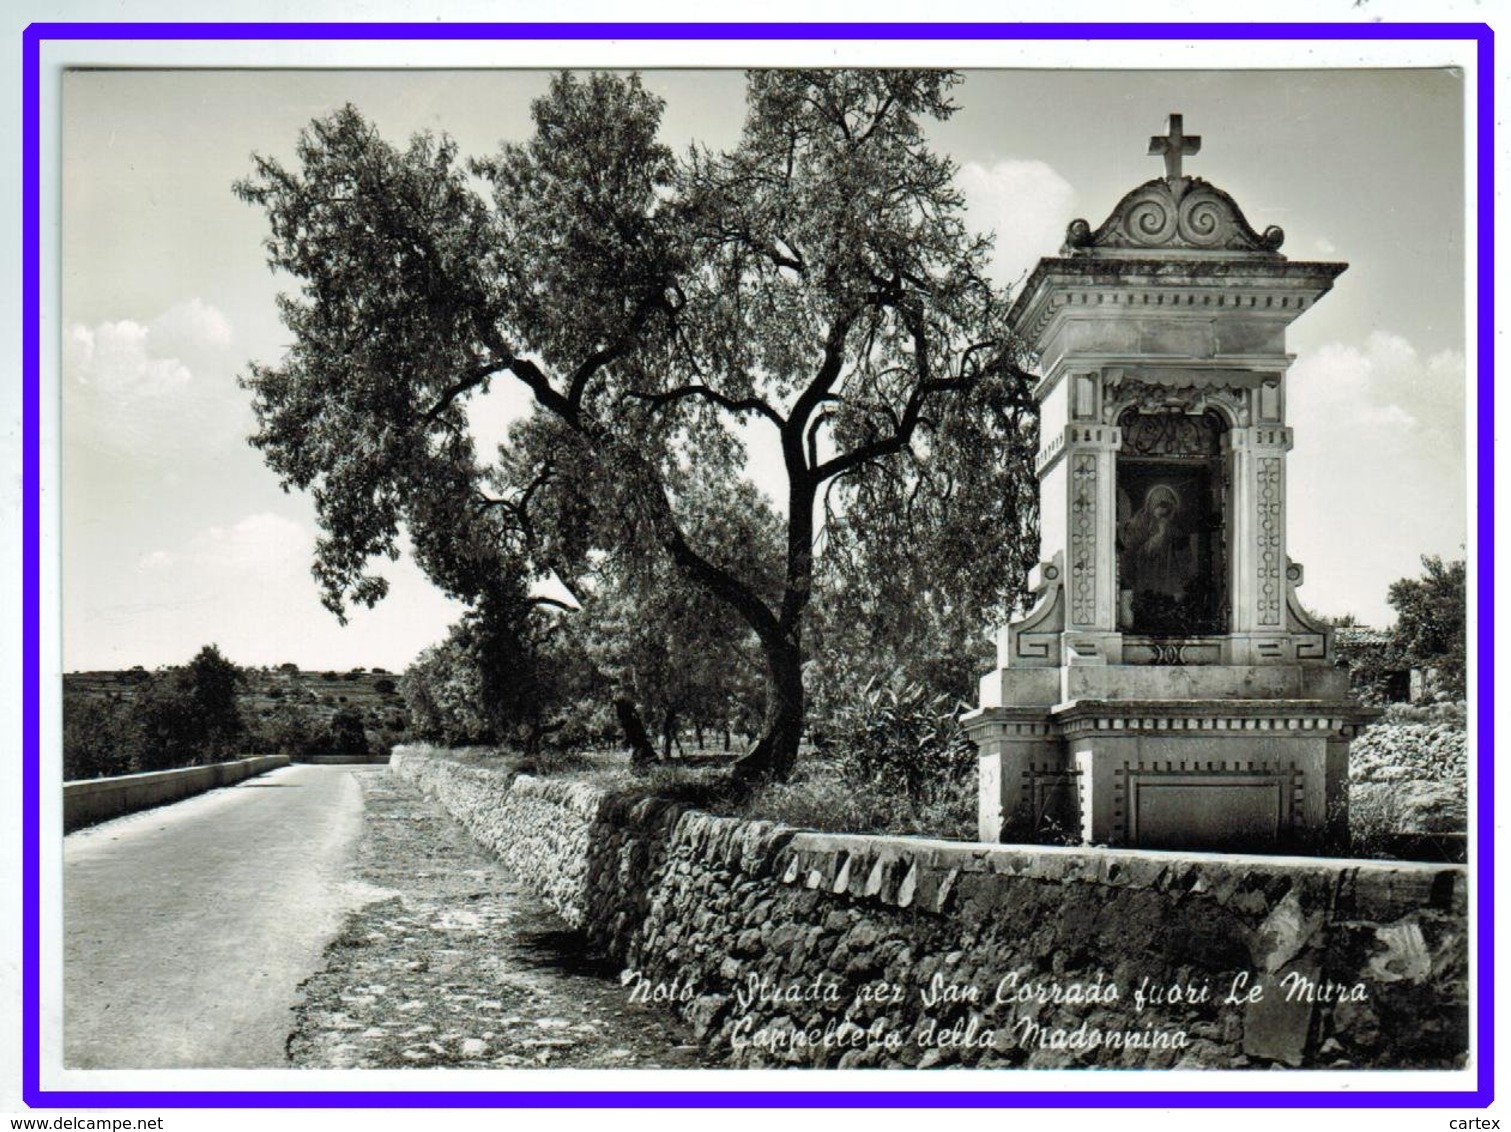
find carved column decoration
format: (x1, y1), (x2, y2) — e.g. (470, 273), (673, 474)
(1069, 452), (1099, 626)
(1256, 456), (1284, 626)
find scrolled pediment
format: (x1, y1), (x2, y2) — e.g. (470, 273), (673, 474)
(1064, 178), (1285, 258)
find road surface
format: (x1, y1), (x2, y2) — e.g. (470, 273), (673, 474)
(64, 764), (383, 1068)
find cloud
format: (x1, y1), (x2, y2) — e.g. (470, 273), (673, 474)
(957, 159), (1077, 289)
(66, 319), (192, 398)
(1290, 331), (1464, 458)
(150, 298), (235, 356)
(70, 507), (468, 672)
(1286, 332), (1467, 624)
(64, 299), (243, 458)
(190, 512), (310, 579)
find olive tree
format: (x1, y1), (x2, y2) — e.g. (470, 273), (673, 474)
(237, 70), (1036, 780)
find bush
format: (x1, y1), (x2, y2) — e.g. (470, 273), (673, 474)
(1350, 714), (1467, 786)
(821, 674), (976, 806)
(692, 672), (981, 840)
(371, 726), (408, 759)
(1348, 699), (1468, 855)
(739, 755), (975, 839)
(1378, 701), (1468, 728)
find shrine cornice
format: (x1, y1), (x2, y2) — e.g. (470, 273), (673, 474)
(1049, 698), (1380, 739)
(1007, 257), (1348, 348)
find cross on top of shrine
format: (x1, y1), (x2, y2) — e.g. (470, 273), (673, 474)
(1149, 113), (1202, 182)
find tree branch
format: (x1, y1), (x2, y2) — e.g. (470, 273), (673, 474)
(853, 93), (897, 145)
(631, 384), (786, 428)
(603, 439), (785, 650)
(811, 302), (976, 483)
(421, 361), (509, 424)
(565, 288), (676, 414)
(784, 313), (857, 483)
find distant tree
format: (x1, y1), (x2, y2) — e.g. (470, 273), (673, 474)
(129, 644), (248, 770)
(186, 644), (247, 757)
(62, 696), (134, 780)
(1389, 555), (1467, 701)
(400, 585), (551, 749)
(236, 69), (1038, 782)
(373, 677), (397, 696)
(248, 705), (324, 758)
(560, 476), (776, 760)
(1331, 626), (1411, 704)
(327, 706), (370, 756)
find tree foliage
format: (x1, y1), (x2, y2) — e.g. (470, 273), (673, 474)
(62, 695), (135, 780)
(327, 705), (371, 756)
(238, 70), (1038, 779)
(571, 520), (772, 759)
(1388, 555), (1467, 701)
(62, 645), (248, 779)
(399, 585), (593, 752)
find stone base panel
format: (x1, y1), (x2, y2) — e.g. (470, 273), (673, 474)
(967, 696), (1374, 853)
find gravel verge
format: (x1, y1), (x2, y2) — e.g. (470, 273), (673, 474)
(286, 768), (709, 1069)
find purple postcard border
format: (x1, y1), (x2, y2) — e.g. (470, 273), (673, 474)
(20, 19), (1495, 1110)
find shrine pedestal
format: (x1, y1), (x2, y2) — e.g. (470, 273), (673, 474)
(967, 671), (1373, 853)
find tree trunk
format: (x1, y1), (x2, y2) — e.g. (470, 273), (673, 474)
(733, 635), (804, 783)
(661, 710), (677, 761)
(614, 697), (657, 765)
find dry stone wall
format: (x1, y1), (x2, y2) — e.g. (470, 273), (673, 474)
(389, 747), (1468, 1071)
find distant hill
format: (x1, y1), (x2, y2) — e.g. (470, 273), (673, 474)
(64, 665), (411, 771)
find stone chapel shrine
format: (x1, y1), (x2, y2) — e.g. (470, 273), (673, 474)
(964, 115), (1377, 855)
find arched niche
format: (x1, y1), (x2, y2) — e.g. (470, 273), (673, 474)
(1115, 408), (1229, 636)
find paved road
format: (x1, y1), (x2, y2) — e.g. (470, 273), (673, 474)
(64, 764), (384, 1068)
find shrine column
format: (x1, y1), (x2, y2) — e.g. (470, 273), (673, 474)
(1038, 368), (1122, 658)
(1227, 422), (1293, 655)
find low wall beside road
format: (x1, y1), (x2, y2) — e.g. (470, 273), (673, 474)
(64, 755), (291, 832)
(390, 747), (1469, 1071)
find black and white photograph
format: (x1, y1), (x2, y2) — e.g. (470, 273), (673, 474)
(27, 28), (1483, 1114)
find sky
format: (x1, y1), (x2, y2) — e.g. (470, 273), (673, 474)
(59, 66), (1468, 673)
